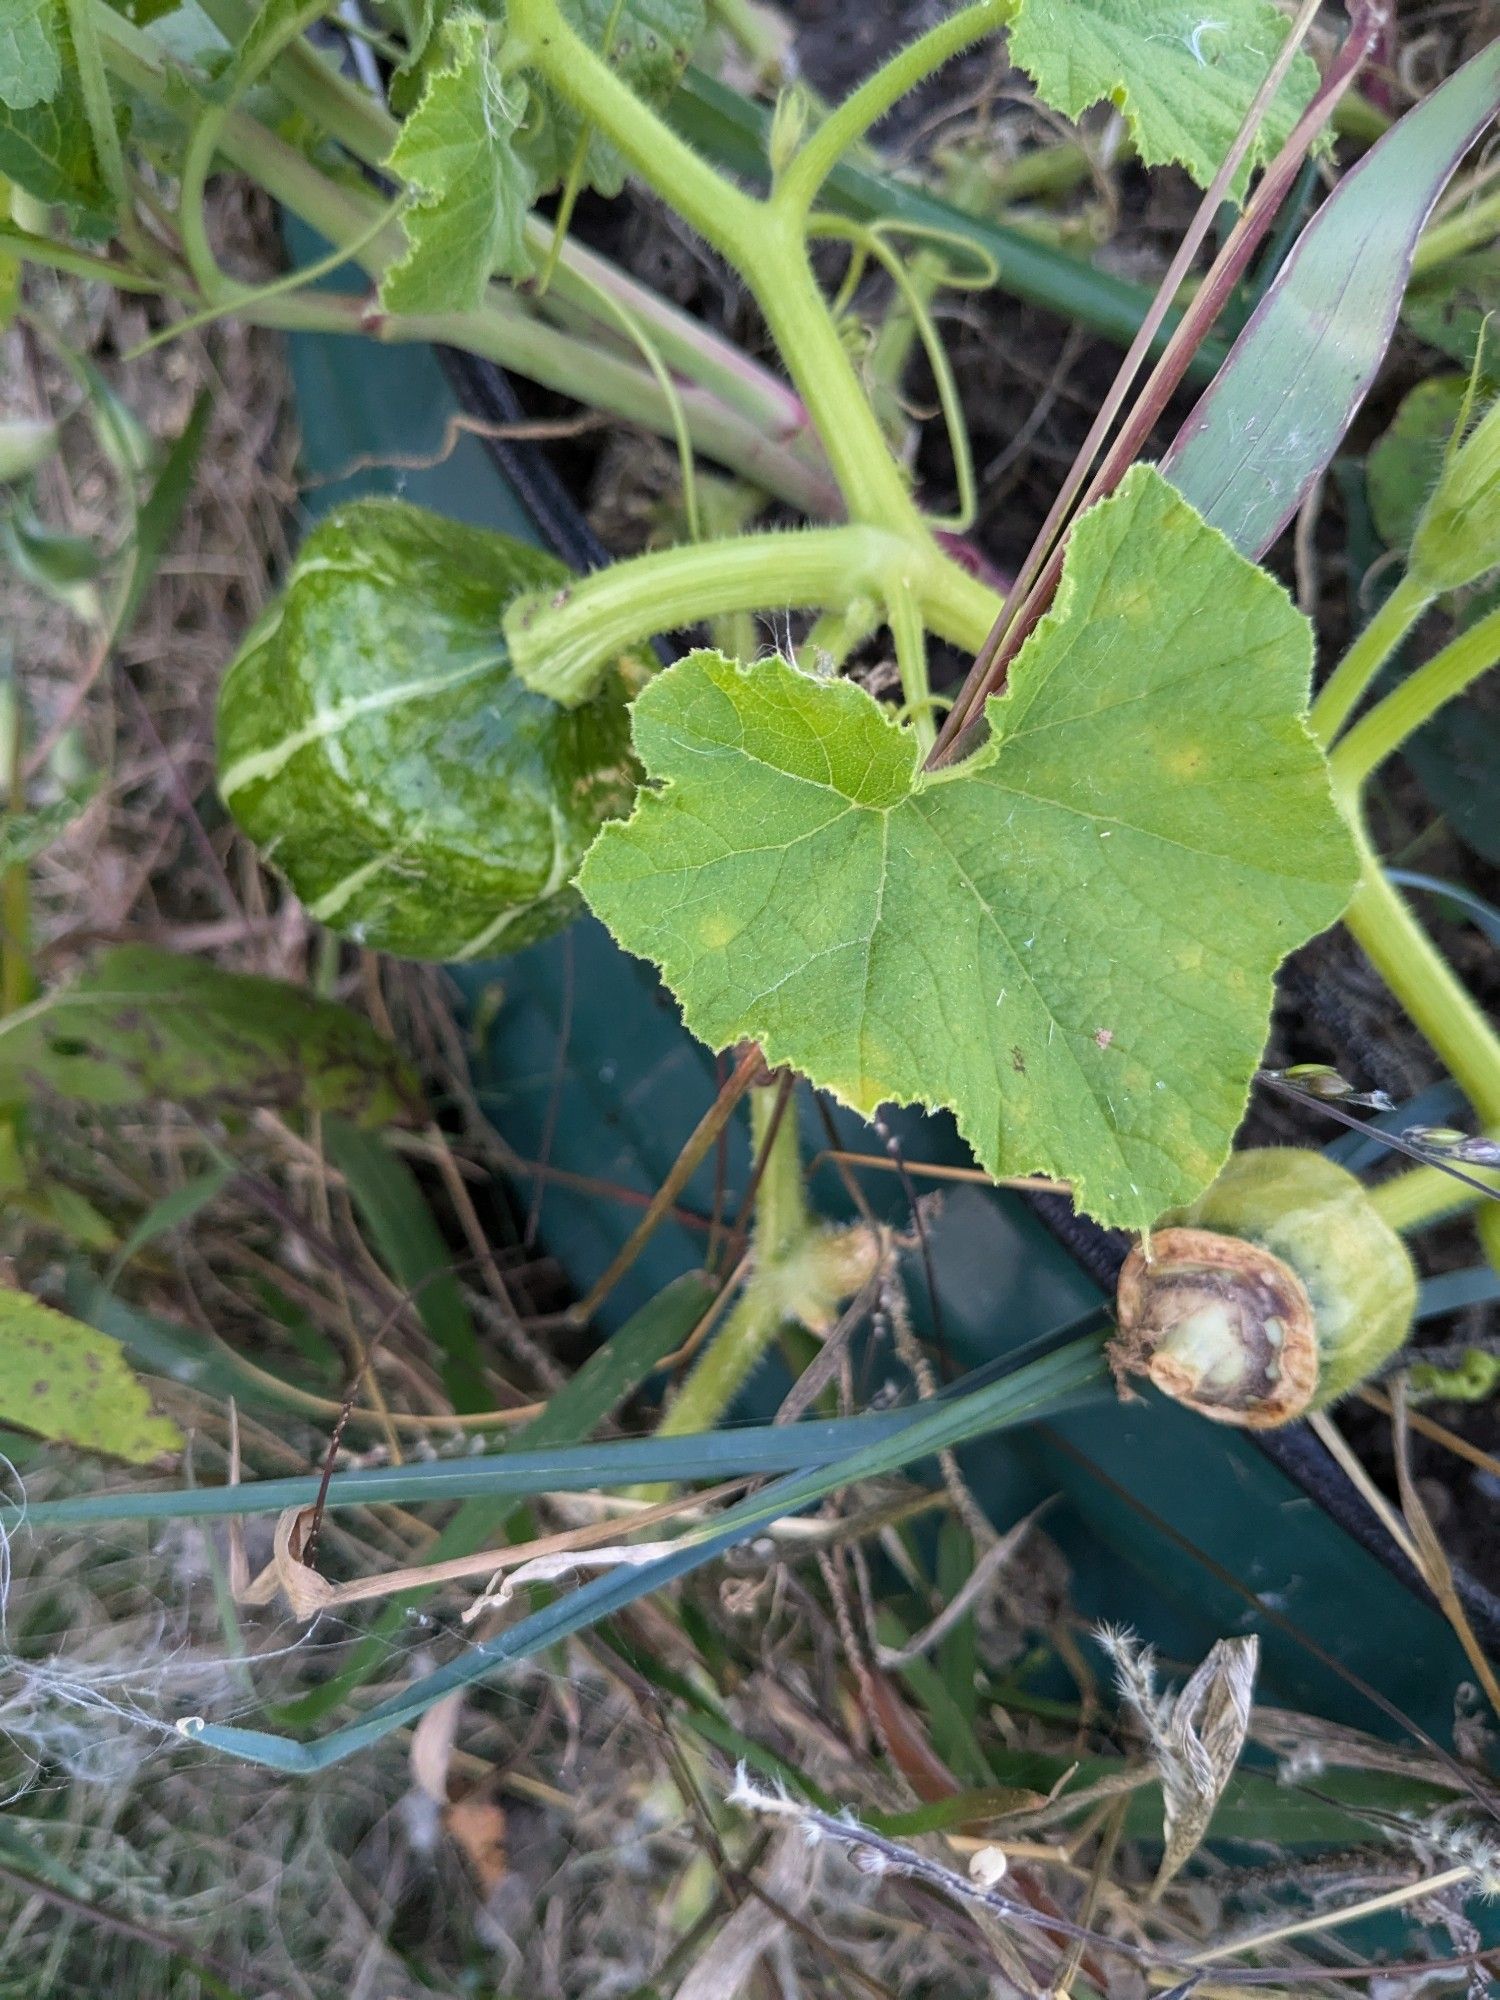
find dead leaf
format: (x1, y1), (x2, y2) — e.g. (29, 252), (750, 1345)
(1099, 1626), (1258, 1890)
(445, 1793), (508, 1896)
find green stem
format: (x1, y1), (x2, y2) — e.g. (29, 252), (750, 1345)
(888, 577), (935, 757)
(864, 148), (1005, 432)
(1412, 182), (1500, 276)
(506, 526), (1000, 705)
(528, 220), (820, 447)
(803, 596), (882, 669)
(508, 0), (921, 532)
(178, 0), (330, 298)
(1368, 1152), (1500, 1233)
(1330, 604), (1500, 793)
(813, 215), (977, 531)
(125, 200), (401, 359)
(0, 226), (186, 295)
(750, 1082), (809, 1258)
(1309, 571), (1433, 749)
(1335, 788), (1500, 1129)
(508, 0), (762, 266)
(193, 0), (394, 161)
(651, 1283), (785, 1452)
(656, 1085), (808, 1443)
(751, 222), (926, 528)
(87, 6), (838, 516)
(509, 526), (895, 702)
(772, 0), (1015, 220)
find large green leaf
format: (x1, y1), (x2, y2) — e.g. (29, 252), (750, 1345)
(0, 0), (60, 108)
(1008, 0), (1317, 199)
(581, 468), (1354, 1229)
(0, 0), (112, 230)
(0, 944), (421, 1125)
(216, 498), (638, 962)
(390, 0), (705, 194)
(0, 1288), (182, 1462)
(380, 10), (534, 315)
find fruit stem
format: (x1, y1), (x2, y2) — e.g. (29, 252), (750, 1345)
(1367, 1151), (1500, 1233)
(507, 527), (1000, 705)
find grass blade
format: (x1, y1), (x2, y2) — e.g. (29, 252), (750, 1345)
(19, 1315), (1110, 1526)
(1163, 38), (1500, 556)
(116, 391), (210, 634)
(322, 1115), (487, 1410)
(104, 1159), (235, 1286)
(178, 1333), (1109, 1770)
(272, 1268), (723, 1724)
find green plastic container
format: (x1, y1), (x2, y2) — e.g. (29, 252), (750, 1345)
(283, 274), (1477, 1750)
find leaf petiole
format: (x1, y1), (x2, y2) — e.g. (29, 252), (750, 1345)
(1329, 604), (1500, 793)
(504, 526), (1000, 707)
(1309, 570), (1434, 748)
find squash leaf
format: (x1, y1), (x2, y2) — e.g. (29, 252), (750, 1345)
(0, 0), (113, 231)
(392, 0), (705, 196)
(0, 1289), (182, 1463)
(581, 467), (1355, 1229)
(1406, 250), (1500, 374)
(0, 0), (61, 109)
(1009, 0), (1318, 200)
(0, 944), (422, 1126)
(381, 10), (534, 315)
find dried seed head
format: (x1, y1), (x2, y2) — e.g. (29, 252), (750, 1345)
(1403, 1125), (1500, 1168)
(1112, 1150), (1418, 1426)
(1114, 1227), (1319, 1426)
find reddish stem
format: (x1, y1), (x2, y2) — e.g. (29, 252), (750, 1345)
(926, 0), (1384, 770)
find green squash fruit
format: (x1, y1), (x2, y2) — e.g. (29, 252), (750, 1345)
(1113, 1148), (1417, 1426)
(216, 499), (640, 962)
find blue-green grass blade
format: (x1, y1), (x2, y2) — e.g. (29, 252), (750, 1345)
(1164, 39), (1500, 556)
(272, 1267), (720, 1727)
(180, 1332), (1110, 1771)
(322, 1116), (488, 1411)
(18, 1314), (1108, 1527)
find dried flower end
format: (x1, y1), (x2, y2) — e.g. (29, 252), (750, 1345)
(1114, 1227), (1319, 1426)
(1113, 1150), (1417, 1427)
